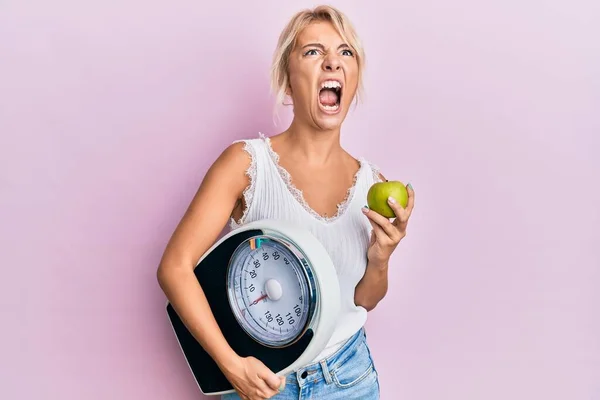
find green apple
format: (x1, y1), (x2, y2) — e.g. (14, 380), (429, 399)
(366, 180), (408, 218)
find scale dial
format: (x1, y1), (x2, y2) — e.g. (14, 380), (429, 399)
(226, 235), (315, 347)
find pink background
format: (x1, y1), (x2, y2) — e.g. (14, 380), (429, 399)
(1, 1), (599, 399)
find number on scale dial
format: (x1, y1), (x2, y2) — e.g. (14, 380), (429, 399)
(227, 236), (312, 347)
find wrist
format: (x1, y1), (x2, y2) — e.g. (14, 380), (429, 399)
(368, 258), (389, 270)
(215, 348), (243, 376)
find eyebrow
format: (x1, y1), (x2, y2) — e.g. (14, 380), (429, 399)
(301, 43), (351, 50)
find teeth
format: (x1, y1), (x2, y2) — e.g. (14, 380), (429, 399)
(320, 80), (341, 89)
(322, 104), (339, 111)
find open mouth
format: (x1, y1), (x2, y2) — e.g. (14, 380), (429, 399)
(318, 80), (342, 113)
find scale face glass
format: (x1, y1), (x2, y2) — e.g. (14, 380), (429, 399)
(226, 234), (316, 348)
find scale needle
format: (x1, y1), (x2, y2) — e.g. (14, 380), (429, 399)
(249, 293), (268, 306)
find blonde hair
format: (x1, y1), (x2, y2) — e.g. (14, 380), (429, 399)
(270, 5), (366, 107)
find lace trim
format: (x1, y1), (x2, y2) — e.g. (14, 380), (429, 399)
(260, 132), (364, 223)
(230, 139), (257, 227)
(367, 161), (384, 183)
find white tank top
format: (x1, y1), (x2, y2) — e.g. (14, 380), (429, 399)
(229, 133), (383, 362)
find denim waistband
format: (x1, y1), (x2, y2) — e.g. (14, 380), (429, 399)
(288, 327), (366, 386)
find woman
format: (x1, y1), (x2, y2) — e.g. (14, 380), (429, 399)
(157, 5), (414, 400)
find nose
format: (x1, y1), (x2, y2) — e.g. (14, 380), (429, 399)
(322, 54), (341, 72)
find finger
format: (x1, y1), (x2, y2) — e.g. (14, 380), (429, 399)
(370, 224), (388, 245)
(405, 183), (415, 213)
(238, 390), (251, 400)
(386, 196), (408, 221)
(363, 206), (399, 240)
(365, 213), (387, 240)
(253, 379), (277, 399)
(267, 376), (286, 396)
(258, 369), (283, 392)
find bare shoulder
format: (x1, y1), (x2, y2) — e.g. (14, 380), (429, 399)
(158, 140), (253, 272)
(210, 141), (252, 178)
(199, 140), (253, 213)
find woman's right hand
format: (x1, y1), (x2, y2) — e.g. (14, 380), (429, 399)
(224, 355), (286, 400)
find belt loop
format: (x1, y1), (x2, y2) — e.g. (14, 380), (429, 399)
(320, 360), (333, 384)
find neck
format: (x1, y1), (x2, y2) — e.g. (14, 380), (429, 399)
(282, 118), (343, 166)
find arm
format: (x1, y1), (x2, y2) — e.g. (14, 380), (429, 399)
(354, 258), (390, 312)
(157, 142), (248, 372)
(354, 173), (414, 311)
(156, 143), (285, 399)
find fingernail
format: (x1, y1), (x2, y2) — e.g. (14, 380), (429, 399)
(407, 183), (413, 190)
(387, 196), (396, 204)
(362, 206), (369, 214)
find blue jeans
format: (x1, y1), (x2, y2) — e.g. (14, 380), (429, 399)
(221, 328), (380, 399)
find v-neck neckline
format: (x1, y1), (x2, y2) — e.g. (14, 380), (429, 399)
(260, 133), (365, 224)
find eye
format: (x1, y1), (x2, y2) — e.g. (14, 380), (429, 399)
(341, 49), (354, 56)
(303, 49), (319, 56)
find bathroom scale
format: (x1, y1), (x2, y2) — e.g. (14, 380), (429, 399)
(166, 219), (341, 396)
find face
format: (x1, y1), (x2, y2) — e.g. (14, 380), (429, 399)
(286, 21), (359, 132)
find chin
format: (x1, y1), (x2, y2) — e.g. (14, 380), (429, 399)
(313, 101), (348, 131)
(314, 114), (345, 131)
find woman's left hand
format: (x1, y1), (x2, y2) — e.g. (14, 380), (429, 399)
(362, 183), (415, 267)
